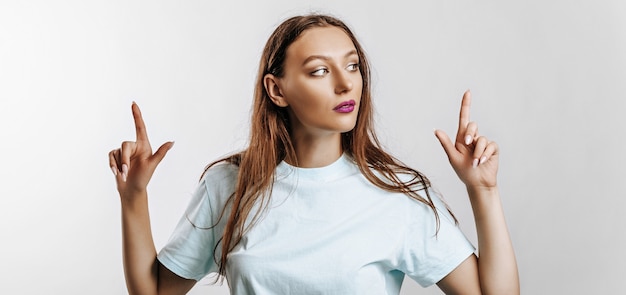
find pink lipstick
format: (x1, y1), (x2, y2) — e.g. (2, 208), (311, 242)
(333, 100), (356, 113)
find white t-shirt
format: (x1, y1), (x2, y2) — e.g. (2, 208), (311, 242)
(157, 154), (475, 294)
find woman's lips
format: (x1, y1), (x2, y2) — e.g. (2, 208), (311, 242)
(333, 99), (356, 113)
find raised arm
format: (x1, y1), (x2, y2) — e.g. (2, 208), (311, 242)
(109, 102), (195, 295)
(433, 90), (520, 294)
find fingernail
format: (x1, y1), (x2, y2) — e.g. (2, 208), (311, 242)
(465, 135), (472, 145)
(472, 158), (479, 168)
(122, 164), (128, 182)
(479, 156), (487, 165)
(111, 166), (118, 176)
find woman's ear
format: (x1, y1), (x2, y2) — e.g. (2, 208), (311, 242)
(264, 74), (288, 107)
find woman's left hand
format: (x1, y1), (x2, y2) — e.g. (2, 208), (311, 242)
(434, 90), (499, 190)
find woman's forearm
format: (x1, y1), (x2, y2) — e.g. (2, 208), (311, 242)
(467, 186), (520, 295)
(120, 191), (159, 295)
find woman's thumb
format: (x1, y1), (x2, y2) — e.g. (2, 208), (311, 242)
(434, 129), (456, 159)
(151, 141), (175, 164)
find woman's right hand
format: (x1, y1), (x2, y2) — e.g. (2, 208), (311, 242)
(109, 102), (174, 197)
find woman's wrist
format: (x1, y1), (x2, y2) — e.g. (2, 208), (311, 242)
(466, 184), (499, 196)
(120, 190), (149, 209)
(465, 185), (502, 217)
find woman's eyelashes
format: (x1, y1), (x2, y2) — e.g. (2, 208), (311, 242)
(309, 63), (360, 77)
(347, 63), (359, 72)
(311, 67), (329, 76)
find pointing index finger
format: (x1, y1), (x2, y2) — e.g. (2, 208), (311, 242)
(458, 90), (472, 130)
(131, 102), (149, 142)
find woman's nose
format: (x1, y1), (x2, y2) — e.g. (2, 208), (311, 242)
(334, 70), (354, 94)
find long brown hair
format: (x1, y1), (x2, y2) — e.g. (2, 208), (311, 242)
(202, 13), (454, 278)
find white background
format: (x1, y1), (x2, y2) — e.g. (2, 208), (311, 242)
(1, 0), (625, 294)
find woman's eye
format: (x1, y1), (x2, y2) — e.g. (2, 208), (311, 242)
(347, 63), (360, 71)
(311, 68), (329, 76)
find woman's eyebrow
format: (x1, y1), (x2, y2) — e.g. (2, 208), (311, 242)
(301, 49), (358, 66)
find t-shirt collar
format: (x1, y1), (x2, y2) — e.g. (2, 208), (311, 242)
(275, 153), (355, 182)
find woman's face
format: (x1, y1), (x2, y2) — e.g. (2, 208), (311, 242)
(277, 26), (363, 139)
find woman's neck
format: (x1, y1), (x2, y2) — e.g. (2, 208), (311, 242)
(288, 132), (342, 168)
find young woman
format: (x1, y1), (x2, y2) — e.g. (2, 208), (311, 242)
(109, 14), (519, 295)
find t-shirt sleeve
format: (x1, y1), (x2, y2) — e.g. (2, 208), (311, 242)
(398, 189), (476, 287)
(157, 172), (230, 281)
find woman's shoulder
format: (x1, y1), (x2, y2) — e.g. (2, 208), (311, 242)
(183, 160), (239, 220)
(201, 160), (239, 182)
(198, 160), (239, 199)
